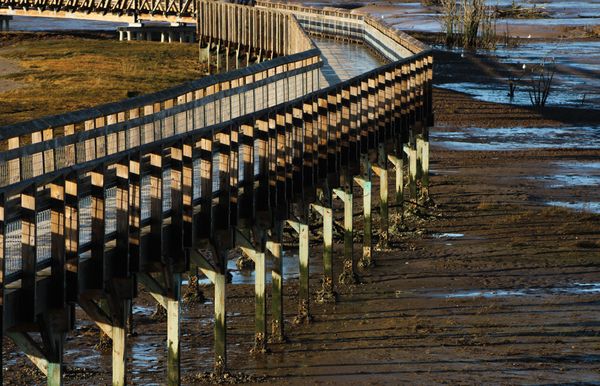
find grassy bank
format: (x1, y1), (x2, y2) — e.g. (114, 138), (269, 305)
(0, 32), (205, 126)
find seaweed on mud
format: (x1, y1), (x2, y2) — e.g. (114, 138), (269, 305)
(183, 371), (269, 384)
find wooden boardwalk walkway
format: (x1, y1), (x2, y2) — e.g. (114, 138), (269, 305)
(0, 1), (433, 384)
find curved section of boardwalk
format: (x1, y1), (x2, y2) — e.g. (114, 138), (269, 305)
(0, 1), (433, 384)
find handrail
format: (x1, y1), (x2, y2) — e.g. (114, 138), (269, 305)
(0, 1), (434, 289)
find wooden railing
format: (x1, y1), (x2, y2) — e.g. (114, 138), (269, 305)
(0, 0), (199, 22)
(0, 1), (433, 384)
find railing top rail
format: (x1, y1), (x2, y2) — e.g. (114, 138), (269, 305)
(255, 0), (430, 55)
(0, 48), (431, 196)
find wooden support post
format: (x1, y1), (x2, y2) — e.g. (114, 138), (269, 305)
(192, 249), (227, 375)
(236, 227), (269, 353)
(354, 177), (373, 268)
(372, 165), (389, 249)
(404, 145), (418, 204)
(416, 135), (423, 181)
(333, 189), (357, 285)
(418, 135), (430, 200)
(252, 251), (267, 353)
(287, 220), (311, 324)
(167, 274), (181, 386)
(388, 154), (404, 226)
(112, 299), (129, 386)
(214, 272), (226, 375)
(310, 204), (336, 304)
(47, 352), (63, 386)
(267, 239), (285, 342)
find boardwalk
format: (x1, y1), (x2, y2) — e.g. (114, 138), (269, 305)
(0, 1), (433, 385)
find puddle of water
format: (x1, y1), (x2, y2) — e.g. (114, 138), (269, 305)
(442, 41), (600, 109)
(131, 343), (161, 372)
(535, 174), (600, 188)
(554, 161), (600, 170)
(546, 201), (600, 214)
(197, 250), (301, 285)
(529, 160), (600, 188)
(132, 305), (154, 316)
(431, 233), (465, 238)
(435, 282), (600, 299)
(431, 126), (600, 151)
(437, 81), (598, 110)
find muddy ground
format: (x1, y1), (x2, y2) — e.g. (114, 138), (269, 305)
(3, 41), (600, 383)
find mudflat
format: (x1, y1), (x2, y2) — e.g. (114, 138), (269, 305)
(2, 41), (599, 384)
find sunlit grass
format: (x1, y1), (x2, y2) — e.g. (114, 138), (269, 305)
(0, 34), (205, 126)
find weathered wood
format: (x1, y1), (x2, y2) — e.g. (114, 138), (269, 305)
(354, 177), (373, 268)
(78, 298), (113, 338)
(167, 274), (181, 386)
(333, 188), (357, 284)
(311, 203), (335, 304)
(388, 154), (404, 224)
(288, 220), (311, 323)
(1, 3), (434, 382)
(112, 300), (128, 386)
(372, 165), (389, 249)
(253, 251), (267, 353)
(267, 237), (284, 342)
(7, 332), (49, 376)
(213, 272), (226, 375)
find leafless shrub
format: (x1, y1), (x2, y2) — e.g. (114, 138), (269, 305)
(462, 0), (485, 48)
(439, 0), (459, 46)
(438, 0), (498, 49)
(527, 58), (556, 109)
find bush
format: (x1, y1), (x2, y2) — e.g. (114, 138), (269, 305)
(438, 0), (498, 49)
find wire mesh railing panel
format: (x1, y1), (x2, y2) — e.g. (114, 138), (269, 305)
(141, 175), (151, 221)
(105, 186), (117, 235)
(5, 220), (22, 275)
(162, 168), (172, 213)
(78, 196), (92, 246)
(36, 209), (51, 264)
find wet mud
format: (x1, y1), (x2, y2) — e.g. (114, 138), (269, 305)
(3, 4), (600, 384)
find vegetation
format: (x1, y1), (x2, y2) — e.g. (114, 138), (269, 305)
(494, 1), (550, 19)
(527, 58), (556, 109)
(438, 0), (498, 49)
(0, 33), (205, 126)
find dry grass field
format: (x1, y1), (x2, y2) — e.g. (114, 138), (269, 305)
(0, 32), (205, 126)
